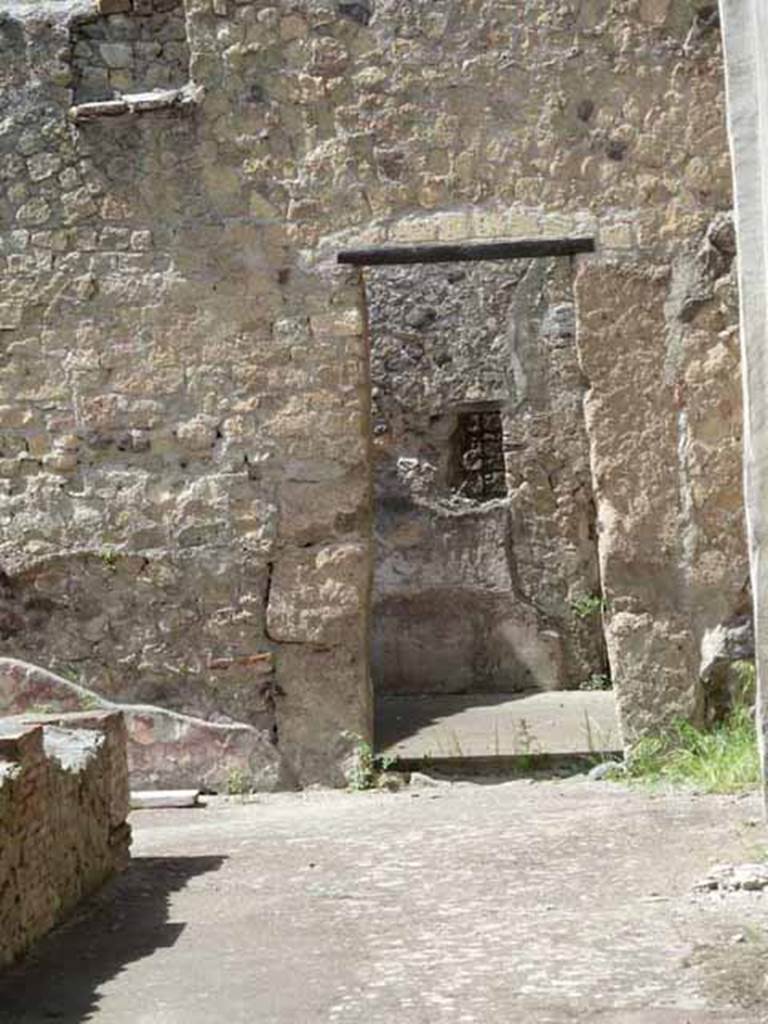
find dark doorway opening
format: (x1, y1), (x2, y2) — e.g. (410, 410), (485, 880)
(346, 238), (618, 769)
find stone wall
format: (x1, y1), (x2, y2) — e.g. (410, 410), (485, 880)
(0, 0), (748, 781)
(72, 0), (189, 103)
(576, 214), (745, 736)
(0, 658), (284, 790)
(367, 258), (606, 694)
(0, 710), (130, 967)
(719, 0), (768, 803)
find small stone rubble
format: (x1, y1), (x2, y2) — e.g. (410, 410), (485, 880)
(693, 863), (768, 894)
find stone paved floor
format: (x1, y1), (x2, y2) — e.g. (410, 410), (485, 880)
(376, 691), (621, 761)
(1, 778), (768, 1023)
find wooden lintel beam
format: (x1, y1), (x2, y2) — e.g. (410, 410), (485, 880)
(337, 237), (596, 267)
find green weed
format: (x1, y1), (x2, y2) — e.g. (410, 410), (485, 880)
(570, 593), (605, 620)
(99, 549), (118, 571)
(27, 703), (56, 716)
(225, 767), (252, 797)
(579, 673), (612, 691)
(731, 659), (757, 706)
(627, 705), (760, 794)
(512, 716), (542, 771)
(343, 732), (394, 791)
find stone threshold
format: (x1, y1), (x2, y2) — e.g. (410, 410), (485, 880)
(375, 690), (622, 761)
(69, 82), (203, 123)
(130, 790), (200, 810)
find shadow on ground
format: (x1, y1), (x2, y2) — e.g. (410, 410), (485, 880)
(0, 855), (226, 1024)
(374, 691), (536, 748)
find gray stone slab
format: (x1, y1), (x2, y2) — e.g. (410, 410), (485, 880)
(130, 790), (200, 810)
(375, 690), (622, 761)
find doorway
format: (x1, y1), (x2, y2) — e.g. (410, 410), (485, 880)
(343, 239), (620, 768)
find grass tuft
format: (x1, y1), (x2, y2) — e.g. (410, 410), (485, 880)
(627, 705), (760, 794)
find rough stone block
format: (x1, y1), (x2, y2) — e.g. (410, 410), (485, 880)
(275, 645), (370, 787)
(433, 211), (471, 242)
(600, 222), (636, 249)
(61, 188), (98, 225)
(26, 153), (61, 183)
(471, 208), (509, 239)
(538, 213), (578, 238)
(503, 210), (541, 236)
(266, 543), (368, 645)
(639, 0), (671, 25)
(280, 15), (308, 41)
(310, 309), (364, 338)
(15, 199), (51, 227)
(130, 229), (153, 251)
(277, 477), (368, 546)
(389, 217), (440, 243)
(0, 405), (34, 428)
(100, 43), (134, 69)
(0, 302), (22, 331)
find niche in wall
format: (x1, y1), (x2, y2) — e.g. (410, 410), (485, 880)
(71, 0), (190, 104)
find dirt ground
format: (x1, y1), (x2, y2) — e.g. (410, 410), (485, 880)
(1, 776), (768, 1023)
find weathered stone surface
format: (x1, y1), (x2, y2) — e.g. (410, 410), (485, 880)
(274, 643), (372, 788)
(373, 588), (565, 694)
(575, 254), (745, 741)
(266, 543), (369, 646)
(72, 0), (189, 102)
(0, 658), (282, 791)
(719, 0), (768, 809)
(368, 258), (606, 694)
(0, 710), (130, 967)
(1, 782), (767, 1022)
(693, 862), (768, 893)
(700, 614), (754, 721)
(0, 0), (748, 783)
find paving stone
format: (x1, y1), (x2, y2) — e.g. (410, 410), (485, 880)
(0, 781), (764, 1022)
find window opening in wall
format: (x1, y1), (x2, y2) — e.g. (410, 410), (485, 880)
(72, 0), (189, 103)
(450, 407), (507, 502)
(68, 0), (199, 121)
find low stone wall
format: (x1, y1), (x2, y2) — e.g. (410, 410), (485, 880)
(0, 710), (131, 968)
(0, 658), (284, 792)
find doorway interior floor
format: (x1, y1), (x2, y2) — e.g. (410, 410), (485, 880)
(375, 690), (621, 765)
